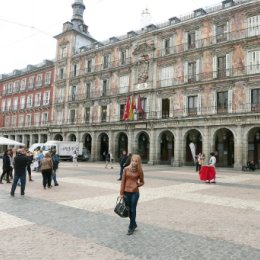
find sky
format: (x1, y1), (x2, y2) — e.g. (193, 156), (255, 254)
(0, 0), (222, 75)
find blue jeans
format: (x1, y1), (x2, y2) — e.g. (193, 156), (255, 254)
(124, 192), (139, 230)
(52, 169), (58, 185)
(11, 172), (26, 195)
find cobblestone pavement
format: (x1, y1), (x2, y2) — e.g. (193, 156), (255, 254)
(0, 162), (260, 260)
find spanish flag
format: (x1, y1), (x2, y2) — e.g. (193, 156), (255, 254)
(122, 96), (130, 121)
(128, 95), (136, 120)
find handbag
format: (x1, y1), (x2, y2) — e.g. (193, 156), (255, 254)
(114, 196), (129, 218)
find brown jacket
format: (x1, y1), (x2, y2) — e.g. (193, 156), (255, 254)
(40, 157), (53, 171)
(120, 166), (144, 195)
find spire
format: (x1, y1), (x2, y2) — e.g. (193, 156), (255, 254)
(141, 8), (152, 28)
(71, 0), (85, 27)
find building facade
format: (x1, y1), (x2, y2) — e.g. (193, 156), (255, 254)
(0, 60), (54, 147)
(1, 0), (260, 169)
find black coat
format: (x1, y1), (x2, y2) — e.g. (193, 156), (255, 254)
(2, 154), (12, 171)
(14, 154), (30, 175)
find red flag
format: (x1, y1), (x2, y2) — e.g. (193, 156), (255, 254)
(137, 95), (144, 114)
(128, 95), (136, 120)
(122, 96), (130, 121)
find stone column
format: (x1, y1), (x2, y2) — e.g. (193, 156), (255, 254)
(127, 127), (134, 154)
(234, 125), (242, 170)
(91, 131), (97, 161)
(148, 127), (155, 165)
(202, 126), (210, 164)
(172, 128), (181, 166)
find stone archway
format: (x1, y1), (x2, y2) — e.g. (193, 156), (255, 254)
(185, 129), (202, 166)
(54, 134), (63, 141)
(137, 132), (149, 163)
(117, 133), (128, 158)
(99, 133), (109, 161)
(159, 131), (174, 165)
(84, 134), (92, 157)
(248, 127), (260, 169)
(68, 134), (76, 141)
(214, 128), (234, 167)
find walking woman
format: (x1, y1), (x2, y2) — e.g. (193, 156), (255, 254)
(0, 150), (13, 184)
(40, 152), (53, 189)
(120, 154), (144, 235)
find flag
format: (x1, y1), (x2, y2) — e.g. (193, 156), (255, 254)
(128, 95), (136, 120)
(137, 95), (144, 115)
(122, 96), (130, 121)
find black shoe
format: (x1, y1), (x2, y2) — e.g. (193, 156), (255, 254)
(54, 183), (59, 186)
(132, 224), (138, 230)
(21, 193), (25, 196)
(29, 179), (34, 182)
(48, 185), (52, 188)
(117, 178), (122, 181)
(127, 229), (134, 235)
(10, 193), (14, 196)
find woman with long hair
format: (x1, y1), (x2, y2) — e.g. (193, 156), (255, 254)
(120, 154), (144, 235)
(40, 152), (53, 189)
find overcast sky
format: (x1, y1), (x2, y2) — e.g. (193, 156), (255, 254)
(0, 0), (222, 74)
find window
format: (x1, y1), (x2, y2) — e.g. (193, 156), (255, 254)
(41, 113), (48, 125)
(28, 76), (34, 89)
(85, 107), (90, 122)
(5, 116), (10, 127)
(14, 81), (20, 92)
(35, 93), (41, 107)
(251, 89), (260, 112)
(13, 97), (18, 111)
(56, 110), (63, 124)
(25, 114), (31, 126)
(21, 78), (26, 91)
(57, 88), (64, 103)
(213, 54), (231, 78)
(162, 38), (171, 55)
(160, 66), (173, 87)
(103, 54), (110, 69)
(120, 104), (125, 121)
(71, 86), (77, 101)
(101, 106), (107, 122)
(72, 64), (79, 77)
(102, 80), (107, 96)
(162, 99), (170, 118)
(188, 31), (196, 49)
(217, 56), (226, 78)
(7, 99), (11, 111)
(19, 115), (24, 126)
(11, 115), (16, 127)
(3, 84), (7, 95)
(70, 110), (76, 123)
(60, 45), (67, 59)
(248, 15), (260, 37)
(45, 72), (51, 84)
(121, 50), (127, 65)
(36, 74), (42, 87)
(43, 91), (50, 105)
(217, 91), (228, 113)
(216, 24), (227, 43)
(20, 96), (25, 109)
(1, 100), (6, 112)
(34, 113), (40, 126)
(7, 82), (13, 93)
(188, 62), (197, 83)
(86, 82), (91, 98)
(58, 68), (64, 80)
(247, 50), (260, 74)
(27, 95), (33, 108)
(119, 75), (129, 93)
(86, 59), (92, 73)
(188, 96), (198, 115)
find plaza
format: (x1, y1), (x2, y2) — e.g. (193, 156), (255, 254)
(0, 162), (259, 260)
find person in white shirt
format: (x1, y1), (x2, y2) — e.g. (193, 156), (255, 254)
(208, 152), (217, 183)
(72, 151), (78, 166)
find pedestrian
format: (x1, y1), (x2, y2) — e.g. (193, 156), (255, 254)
(72, 151), (78, 166)
(36, 150), (44, 172)
(120, 154), (145, 235)
(0, 150), (13, 184)
(197, 153), (205, 172)
(195, 153), (200, 172)
(26, 150), (34, 181)
(51, 150), (60, 186)
(105, 150), (113, 169)
(208, 152), (217, 183)
(40, 152), (53, 189)
(10, 148), (31, 196)
(118, 150), (128, 181)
